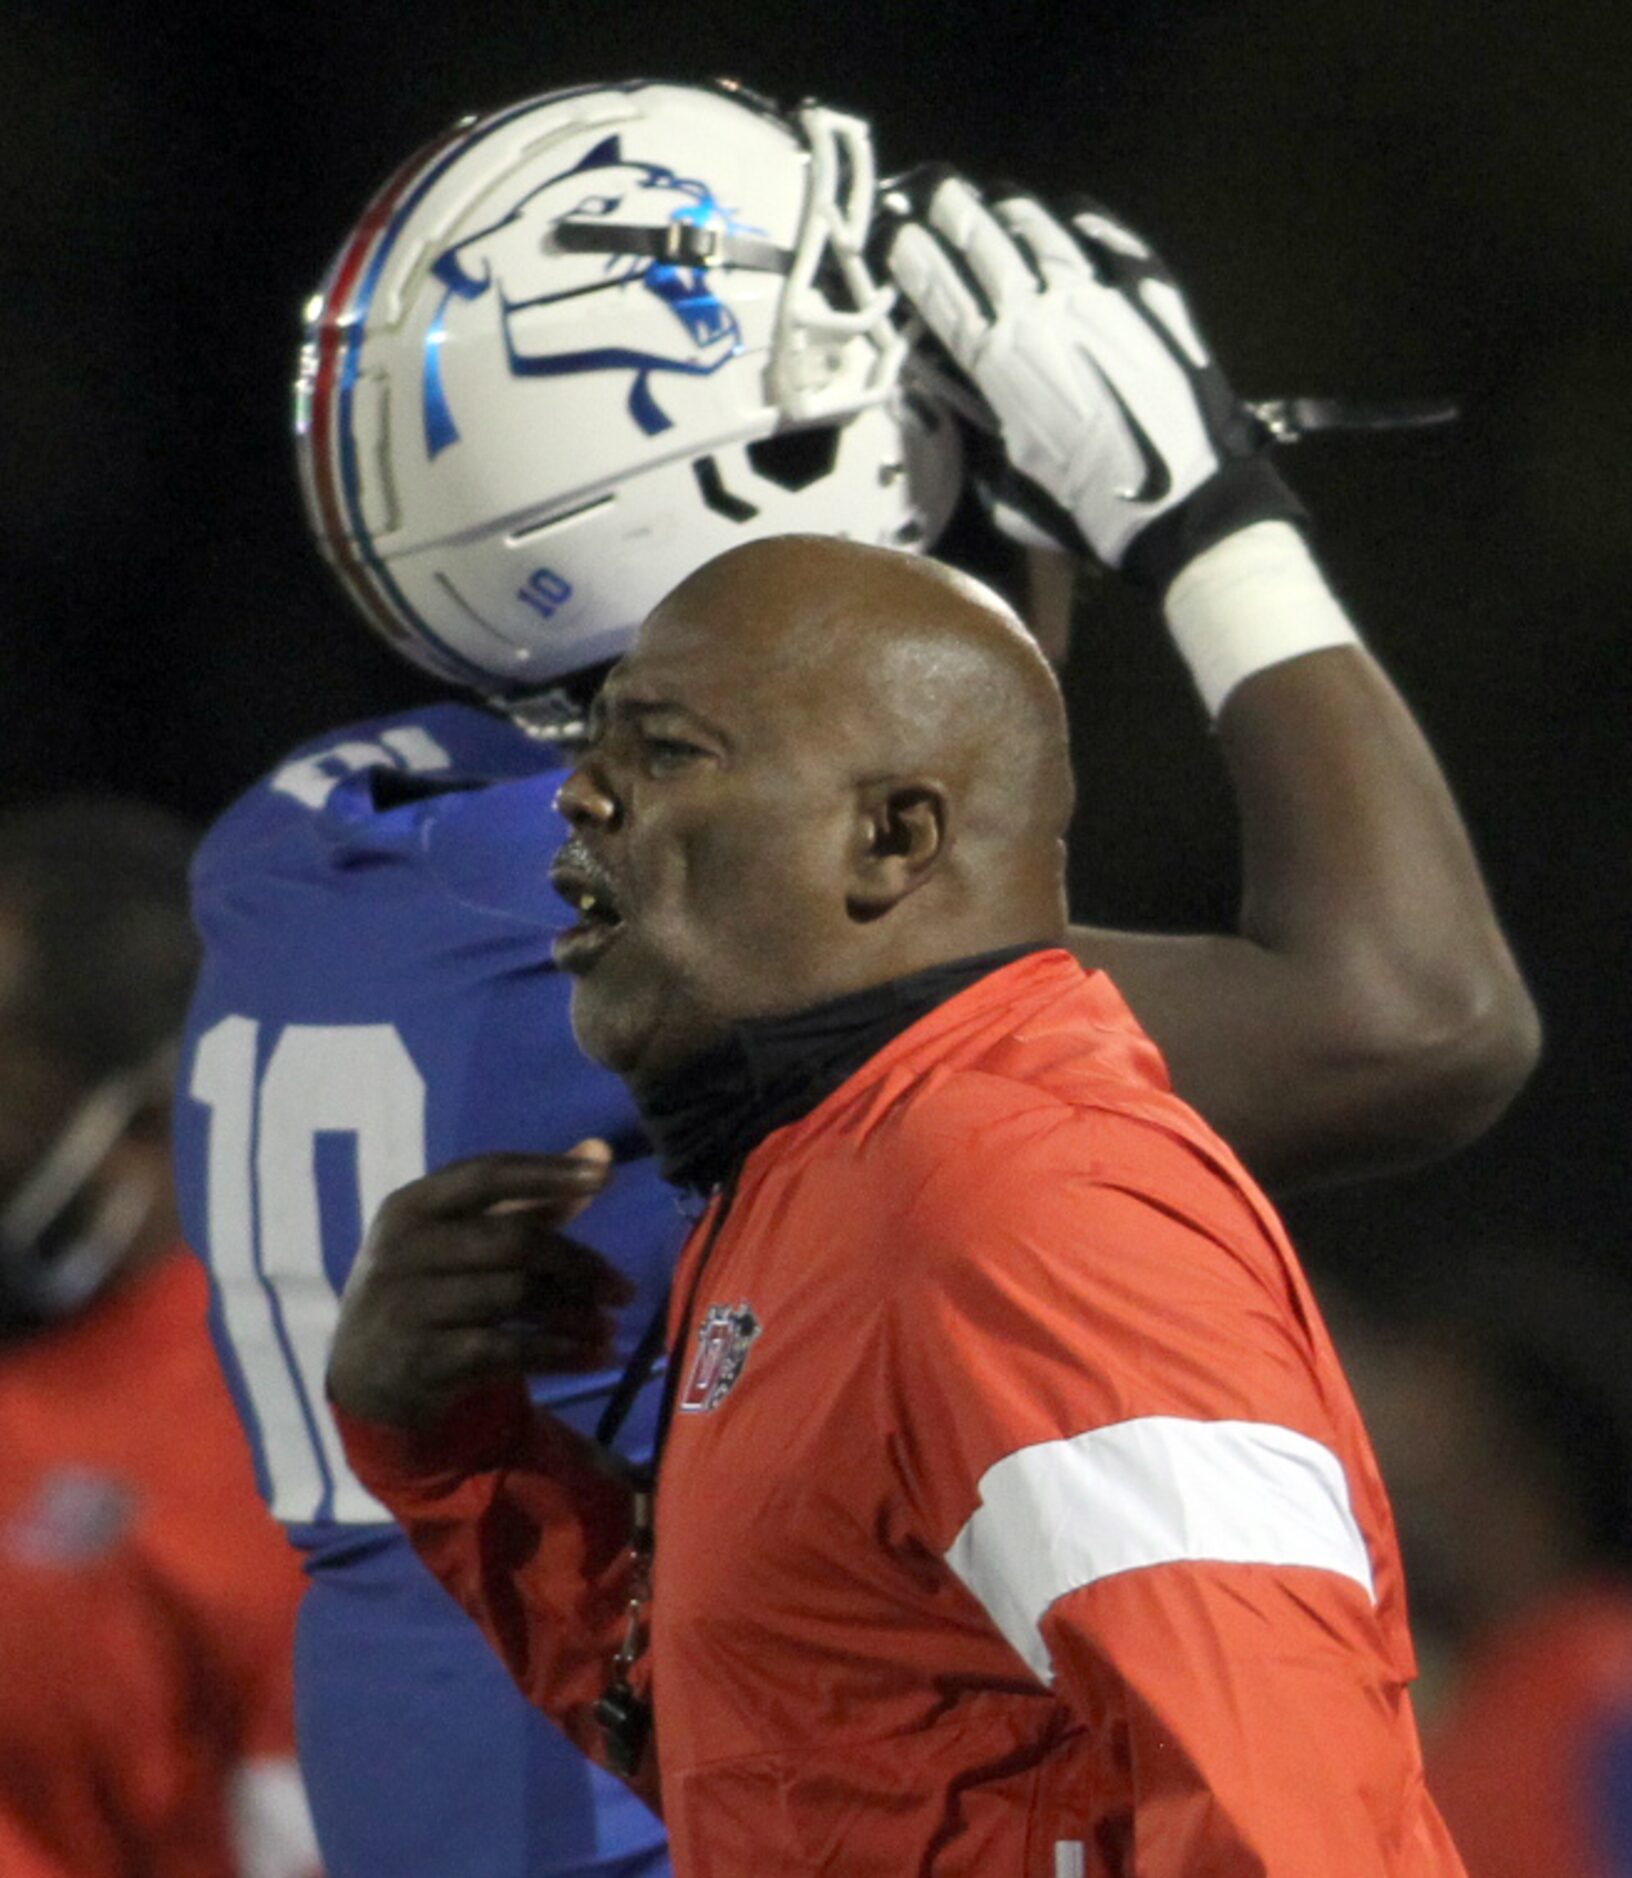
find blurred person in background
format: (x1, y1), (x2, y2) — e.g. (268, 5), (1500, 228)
(174, 79), (1535, 1878)
(1332, 1257), (1632, 1878)
(0, 798), (320, 1878)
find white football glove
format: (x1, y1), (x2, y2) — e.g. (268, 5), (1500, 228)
(882, 172), (1300, 588)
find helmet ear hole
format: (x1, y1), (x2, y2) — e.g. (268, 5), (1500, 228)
(746, 425), (842, 491)
(693, 456), (760, 522)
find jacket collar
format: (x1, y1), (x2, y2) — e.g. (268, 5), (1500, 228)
(636, 945), (1051, 1194)
(729, 947), (1175, 1187)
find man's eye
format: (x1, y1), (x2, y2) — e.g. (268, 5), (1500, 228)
(643, 737), (704, 773)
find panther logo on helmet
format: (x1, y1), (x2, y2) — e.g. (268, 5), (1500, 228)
(422, 135), (759, 451)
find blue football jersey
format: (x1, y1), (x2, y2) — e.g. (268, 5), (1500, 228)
(175, 702), (676, 1876)
(174, 700), (682, 1552)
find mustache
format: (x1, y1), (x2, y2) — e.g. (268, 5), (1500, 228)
(550, 835), (621, 902)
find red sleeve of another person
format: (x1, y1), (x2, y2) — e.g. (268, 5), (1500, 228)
(0, 1248), (316, 1877)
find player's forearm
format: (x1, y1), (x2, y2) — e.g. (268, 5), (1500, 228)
(1224, 637), (1535, 1165)
(1078, 640), (1539, 1186)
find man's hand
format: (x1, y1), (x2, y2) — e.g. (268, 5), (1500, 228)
(883, 173), (1298, 588)
(327, 1144), (632, 1430)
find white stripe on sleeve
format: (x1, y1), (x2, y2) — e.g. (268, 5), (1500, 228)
(943, 1416), (1375, 1682)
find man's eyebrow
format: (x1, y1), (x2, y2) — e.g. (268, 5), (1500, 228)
(598, 692), (733, 746)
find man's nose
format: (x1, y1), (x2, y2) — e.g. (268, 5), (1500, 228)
(553, 761), (620, 830)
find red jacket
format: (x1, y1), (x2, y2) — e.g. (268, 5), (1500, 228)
(342, 951), (1465, 1875)
(0, 1248), (316, 1878)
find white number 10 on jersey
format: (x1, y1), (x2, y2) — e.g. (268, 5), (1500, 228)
(189, 1016), (428, 1524)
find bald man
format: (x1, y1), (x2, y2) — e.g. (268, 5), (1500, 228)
(329, 536), (1469, 1876)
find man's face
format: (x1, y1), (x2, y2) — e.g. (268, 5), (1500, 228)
(551, 603), (860, 1087)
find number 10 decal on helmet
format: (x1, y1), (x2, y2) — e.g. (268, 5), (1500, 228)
(294, 79), (962, 695)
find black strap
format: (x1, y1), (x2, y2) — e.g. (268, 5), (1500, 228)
(592, 1172), (740, 1482)
(554, 220), (795, 274)
(1247, 396), (1460, 440)
(592, 1284), (672, 1455)
(1123, 457), (1304, 596)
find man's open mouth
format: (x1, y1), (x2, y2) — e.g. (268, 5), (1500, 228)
(550, 841), (624, 969)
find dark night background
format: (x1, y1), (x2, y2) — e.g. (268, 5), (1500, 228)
(2, 0), (1626, 1281)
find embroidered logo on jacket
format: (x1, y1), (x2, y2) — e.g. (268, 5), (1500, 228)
(4, 1467), (134, 1568)
(678, 1302), (762, 1413)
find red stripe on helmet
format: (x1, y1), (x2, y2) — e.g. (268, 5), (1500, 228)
(304, 119), (473, 648)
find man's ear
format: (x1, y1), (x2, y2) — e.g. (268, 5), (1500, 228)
(846, 779), (950, 921)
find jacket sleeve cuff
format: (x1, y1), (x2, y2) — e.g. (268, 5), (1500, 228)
(333, 1382), (533, 1502)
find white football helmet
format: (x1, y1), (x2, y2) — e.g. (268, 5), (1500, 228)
(294, 79), (963, 693)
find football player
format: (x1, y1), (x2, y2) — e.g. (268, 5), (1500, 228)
(173, 79), (1536, 1878)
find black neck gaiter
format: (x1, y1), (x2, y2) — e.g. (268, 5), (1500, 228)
(636, 944), (1047, 1194)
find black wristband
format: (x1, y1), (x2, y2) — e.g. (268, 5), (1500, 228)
(1123, 457), (1306, 598)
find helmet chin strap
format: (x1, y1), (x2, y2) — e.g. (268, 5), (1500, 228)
(1247, 396), (1460, 440)
(488, 655), (619, 744)
(493, 687), (592, 745)
(905, 342), (1460, 448)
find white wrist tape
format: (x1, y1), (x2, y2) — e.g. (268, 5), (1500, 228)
(1163, 520), (1361, 717)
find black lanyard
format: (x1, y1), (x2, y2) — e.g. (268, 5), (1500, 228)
(590, 1173), (738, 1776)
(593, 1170), (739, 1485)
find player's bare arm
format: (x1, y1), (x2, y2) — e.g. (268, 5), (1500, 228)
(1074, 643), (1537, 1187)
(888, 176), (1539, 1187)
